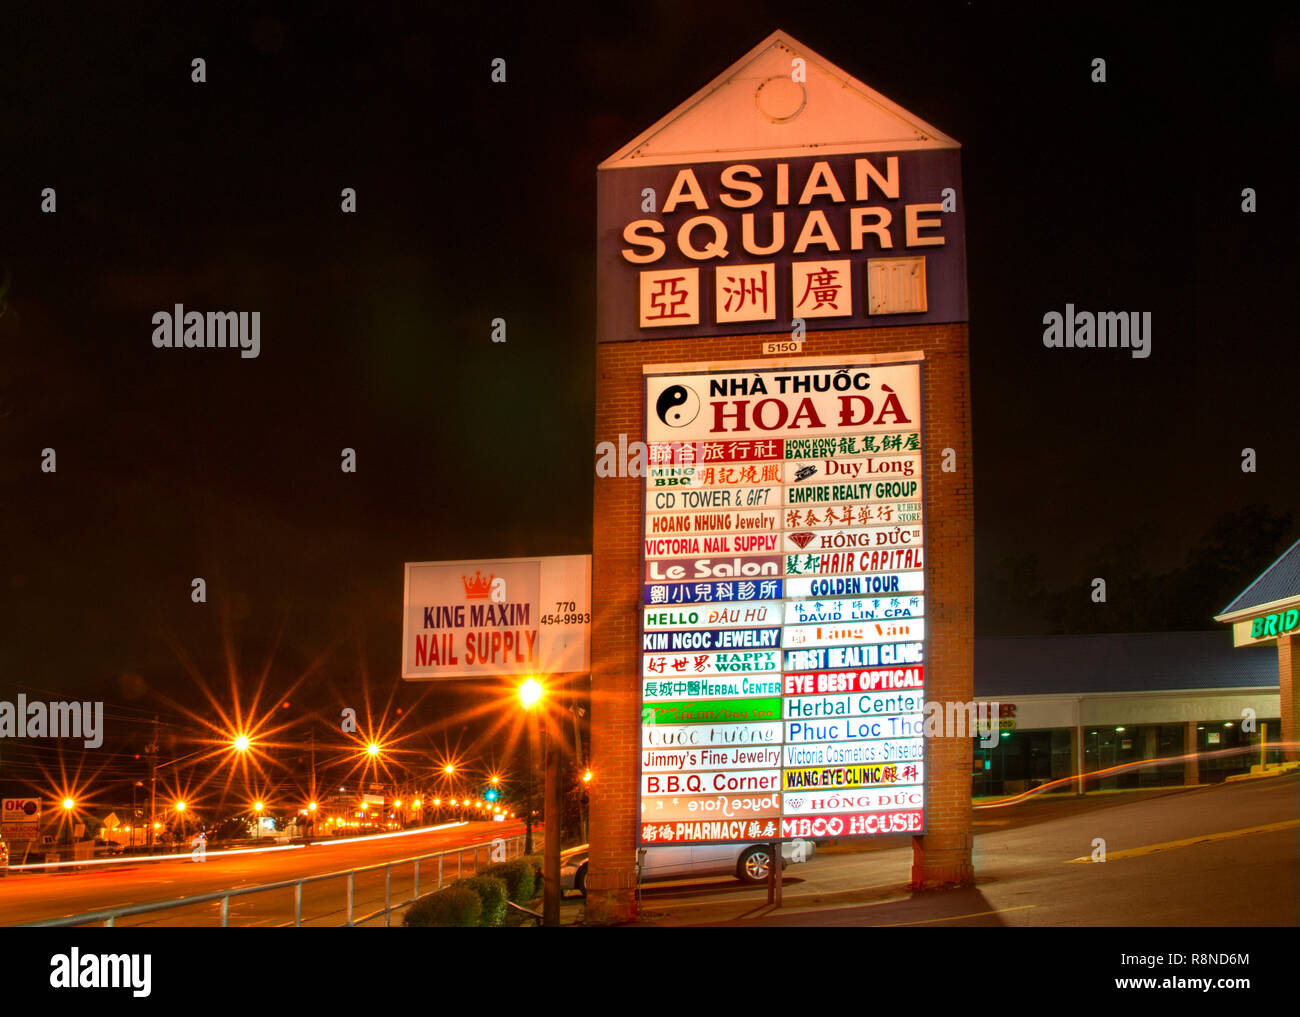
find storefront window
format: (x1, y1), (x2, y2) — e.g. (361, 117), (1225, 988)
(970, 717), (1277, 797)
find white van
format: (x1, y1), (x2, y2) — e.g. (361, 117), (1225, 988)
(561, 839), (815, 894)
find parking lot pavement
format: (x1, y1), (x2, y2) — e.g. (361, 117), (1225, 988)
(556, 844), (916, 926)
(562, 776), (1300, 926)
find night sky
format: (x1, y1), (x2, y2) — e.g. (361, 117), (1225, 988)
(2, 3), (1297, 748)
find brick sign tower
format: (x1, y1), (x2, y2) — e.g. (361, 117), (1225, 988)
(588, 30), (974, 923)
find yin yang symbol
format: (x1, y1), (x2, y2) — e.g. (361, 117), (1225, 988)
(655, 384), (699, 428)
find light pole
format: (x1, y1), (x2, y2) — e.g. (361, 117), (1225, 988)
(580, 768), (592, 844)
(146, 716), (159, 851)
(131, 781), (143, 849)
(518, 676), (562, 927)
(543, 721), (562, 927)
(519, 678), (542, 854)
(571, 691), (590, 844)
(308, 728), (317, 817)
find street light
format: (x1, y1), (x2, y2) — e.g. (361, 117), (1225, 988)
(519, 678), (543, 709)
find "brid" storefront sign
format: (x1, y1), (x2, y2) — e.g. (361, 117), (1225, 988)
(1234, 607), (1300, 646)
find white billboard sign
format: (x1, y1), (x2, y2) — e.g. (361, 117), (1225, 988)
(402, 555), (591, 679)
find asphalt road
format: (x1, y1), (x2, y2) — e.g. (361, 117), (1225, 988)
(618, 773), (1300, 926)
(11, 775), (1297, 927)
(0, 820), (527, 927)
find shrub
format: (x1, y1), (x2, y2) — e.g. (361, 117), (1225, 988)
(521, 852), (544, 886)
(483, 859), (536, 903)
(402, 886), (481, 927)
(454, 875), (509, 927)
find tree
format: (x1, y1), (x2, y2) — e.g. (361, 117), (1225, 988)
(981, 506), (1294, 636)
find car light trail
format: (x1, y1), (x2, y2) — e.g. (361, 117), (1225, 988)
(4, 820), (479, 873)
(973, 742), (1299, 809)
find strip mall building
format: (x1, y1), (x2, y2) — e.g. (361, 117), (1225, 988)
(980, 540), (1300, 794)
(973, 631), (1280, 796)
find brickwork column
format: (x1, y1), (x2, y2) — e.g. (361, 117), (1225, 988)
(586, 342), (643, 924)
(1069, 726), (1083, 794)
(1279, 634), (1300, 763)
(1183, 721), (1200, 785)
(909, 335), (974, 890)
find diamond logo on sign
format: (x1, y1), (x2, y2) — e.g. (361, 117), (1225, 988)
(788, 531), (816, 549)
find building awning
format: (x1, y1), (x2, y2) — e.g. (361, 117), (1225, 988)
(1214, 537), (1300, 646)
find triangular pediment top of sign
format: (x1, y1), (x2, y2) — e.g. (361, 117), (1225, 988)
(600, 29), (959, 170)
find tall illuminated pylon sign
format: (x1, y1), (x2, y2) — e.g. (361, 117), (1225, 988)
(588, 29), (973, 923)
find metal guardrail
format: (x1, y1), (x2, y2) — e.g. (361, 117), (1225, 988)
(505, 900), (543, 925)
(25, 834), (526, 928)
